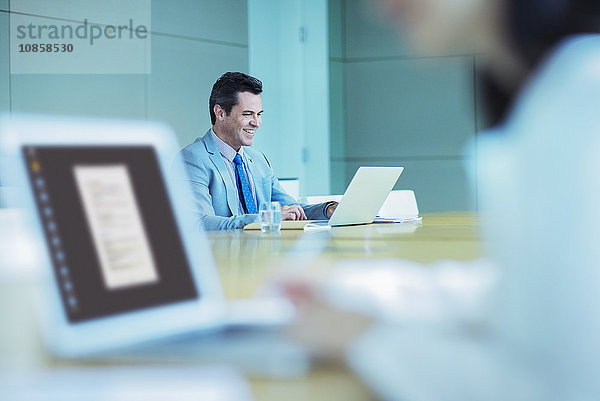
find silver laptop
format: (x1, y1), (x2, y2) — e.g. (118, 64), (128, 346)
(0, 114), (297, 365)
(327, 167), (404, 226)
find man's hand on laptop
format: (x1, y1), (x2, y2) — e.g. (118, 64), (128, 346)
(282, 204), (307, 221)
(325, 202), (338, 218)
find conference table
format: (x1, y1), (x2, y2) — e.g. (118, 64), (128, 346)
(213, 211), (482, 400)
(0, 211), (482, 400)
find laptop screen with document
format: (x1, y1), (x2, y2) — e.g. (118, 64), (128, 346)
(22, 145), (198, 323)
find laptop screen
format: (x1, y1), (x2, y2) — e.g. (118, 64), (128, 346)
(23, 145), (198, 323)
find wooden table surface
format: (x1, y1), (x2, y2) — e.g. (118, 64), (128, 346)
(208, 211), (482, 400)
(0, 211), (482, 400)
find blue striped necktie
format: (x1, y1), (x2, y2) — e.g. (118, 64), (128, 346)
(233, 154), (257, 214)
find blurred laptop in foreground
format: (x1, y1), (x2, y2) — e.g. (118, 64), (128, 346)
(0, 114), (307, 377)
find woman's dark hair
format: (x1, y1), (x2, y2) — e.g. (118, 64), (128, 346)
(481, 0), (600, 126)
(209, 72), (263, 125)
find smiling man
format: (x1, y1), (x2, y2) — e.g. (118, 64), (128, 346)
(179, 72), (336, 230)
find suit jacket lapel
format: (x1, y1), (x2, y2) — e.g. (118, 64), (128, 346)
(203, 134), (240, 215)
(246, 154), (269, 204)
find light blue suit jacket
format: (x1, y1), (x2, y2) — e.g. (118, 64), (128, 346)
(179, 130), (328, 230)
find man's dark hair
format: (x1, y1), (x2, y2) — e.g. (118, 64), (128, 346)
(209, 72), (263, 125)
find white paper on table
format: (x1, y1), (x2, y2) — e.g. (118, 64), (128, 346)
(372, 216), (422, 224)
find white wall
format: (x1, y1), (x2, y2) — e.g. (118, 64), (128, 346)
(0, 4), (8, 114)
(1, 0), (482, 211)
(0, 0), (249, 206)
(248, 0), (330, 197)
(329, 0), (481, 212)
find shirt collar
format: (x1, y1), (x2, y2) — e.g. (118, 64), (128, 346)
(210, 128), (244, 162)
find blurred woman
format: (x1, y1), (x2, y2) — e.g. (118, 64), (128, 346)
(276, 1), (600, 400)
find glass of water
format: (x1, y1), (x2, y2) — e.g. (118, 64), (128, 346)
(259, 201), (282, 232)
